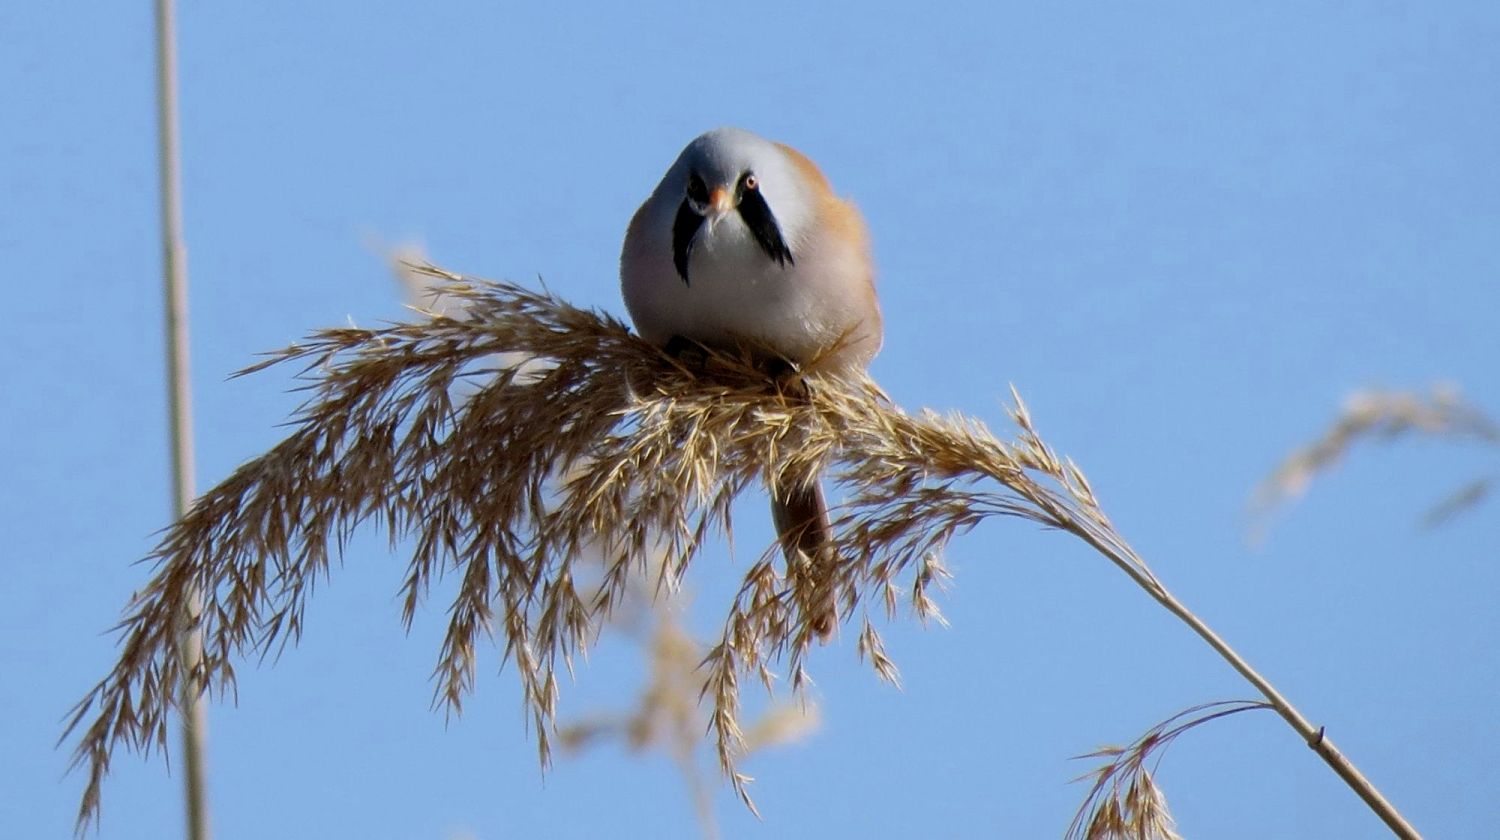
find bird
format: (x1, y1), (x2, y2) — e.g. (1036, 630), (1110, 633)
(620, 127), (883, 638)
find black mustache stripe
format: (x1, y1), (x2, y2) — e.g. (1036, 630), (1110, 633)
(670, 189), (794, 286)
(672, 199), (704, 285)
(737, 188), (794, 268)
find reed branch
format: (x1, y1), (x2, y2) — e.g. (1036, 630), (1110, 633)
(1067, 700), (1272, 840)
(65, 264), (1420, 836)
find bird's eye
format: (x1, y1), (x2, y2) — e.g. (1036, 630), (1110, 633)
(742, 173), (758, 191)
(686, 173), (709, 203)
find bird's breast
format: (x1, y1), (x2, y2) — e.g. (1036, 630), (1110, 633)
(622, 203), (880, 370)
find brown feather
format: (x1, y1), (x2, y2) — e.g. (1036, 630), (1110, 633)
(775, 142), (883, 372)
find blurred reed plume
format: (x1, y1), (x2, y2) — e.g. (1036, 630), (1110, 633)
(557, 597), (820, 840)
(1252, 385), (1498, 538)
(65, 264), (1418, 836)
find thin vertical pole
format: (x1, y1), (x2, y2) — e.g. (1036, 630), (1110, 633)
(155, 1), (211, 838)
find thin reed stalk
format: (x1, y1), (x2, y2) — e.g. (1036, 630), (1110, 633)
(154, 1), (211, 837)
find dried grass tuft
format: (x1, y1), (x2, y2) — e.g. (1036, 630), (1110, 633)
(1068, 700), (1272, 840)
(63, 264), (1418, 836)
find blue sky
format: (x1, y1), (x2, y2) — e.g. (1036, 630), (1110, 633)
(3, 2), (1497, 837)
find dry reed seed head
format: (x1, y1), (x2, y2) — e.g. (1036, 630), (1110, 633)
(67, 265), (1147, 832)
(1066, 700), (1271, 840)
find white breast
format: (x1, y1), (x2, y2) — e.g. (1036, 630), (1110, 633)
(620, 189), (880, 372)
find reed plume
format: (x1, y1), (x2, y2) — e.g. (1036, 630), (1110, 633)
(65, 263), (1419, 837)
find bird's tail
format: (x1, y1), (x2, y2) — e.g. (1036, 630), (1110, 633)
(770, 478), (838, 641)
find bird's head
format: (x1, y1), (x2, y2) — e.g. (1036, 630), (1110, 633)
(667, 128), (812, 284)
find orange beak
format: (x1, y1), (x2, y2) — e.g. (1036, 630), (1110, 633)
(708, 186), (735, 217)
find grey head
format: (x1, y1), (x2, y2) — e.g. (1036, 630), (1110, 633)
(665, 128), (811, 284)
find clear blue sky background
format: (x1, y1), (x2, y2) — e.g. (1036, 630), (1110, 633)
(3, 3), (1497, 838)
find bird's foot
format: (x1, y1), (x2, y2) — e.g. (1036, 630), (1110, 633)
(662, 334), (710, 367)
(762, 355), (813, 400)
